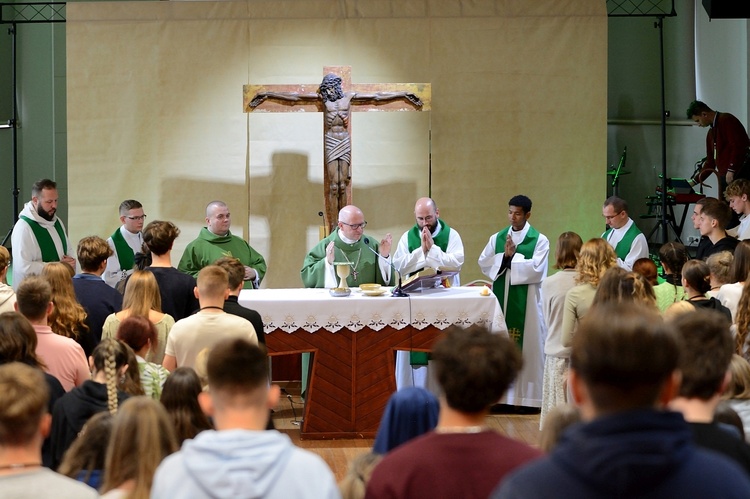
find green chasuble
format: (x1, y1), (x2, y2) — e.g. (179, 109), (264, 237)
(110, 227), (135, 272)
(177, 228), (267, 289)
(19, 215), (67, 262)
(602, 223), (642, 261)
(301, 229), (394, 288)
(492, 226), (539, 351)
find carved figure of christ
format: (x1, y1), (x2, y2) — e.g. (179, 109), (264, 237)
(244, 66), (430, 232)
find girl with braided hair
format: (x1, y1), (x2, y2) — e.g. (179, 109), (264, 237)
(49, 338), (130, 469)
(653, 242), (688, 312)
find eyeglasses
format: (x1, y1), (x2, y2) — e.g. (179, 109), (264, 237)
(339, 221), (367, 230)
(125, 215), (147, 221)
(603, 211), (622, 221)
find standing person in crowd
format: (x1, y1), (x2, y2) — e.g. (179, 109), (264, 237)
(718, 241), (750, 321)
(540, 231), (582, 428)
(42, 262), (95, 357)
(142, 221), (198, 321)
(49, 338), (130, 469)
(0, 363), (98, 498)
(73, 236), (123, 348)
(632, 257), (658, 286)
(179, 201), (266, 289)
(100, 397), (178, 499)
(691, 198), (713, 258)
(11, 179), (76, 289)
(682, 259), (732, 321)
(105, 200), (146, 288)
(696, 197), (738, 260)
(102, 270), (174, 364)
(159, 367), (213, 446)
(0, 246), (15, 313)
(601, 196), (649, 271)
(0, 311), (65, 468)
(688, 101), (750, 194)
(494, 304), (750, 498)
(366, 325), (542, 498)
(590, 267), (657, 310)
(479, 195), (549, 410)
(670, 310), (750, 474)
(116, 316), (170, 400)
(724, 355), (750, 442)
(707, 250), (734, 297)
(57, 412), (113, 490)
(561, 238), (617, 349)
(726, 179), (750, 240)
(393, 197), (464, 391)
(653, 242), (688, 312)
(214, 256), (265, 347)
(15, 276), (89, 392)
(302, 205), (393, 288)
(372, 387), (440, 455)
(152, 338), (339, 499)
(162, 266), (257, 372)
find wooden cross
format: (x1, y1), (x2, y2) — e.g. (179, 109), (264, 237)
(244, 66), (431, 233)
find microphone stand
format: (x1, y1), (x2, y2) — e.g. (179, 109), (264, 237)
(362, 238), (409, 297)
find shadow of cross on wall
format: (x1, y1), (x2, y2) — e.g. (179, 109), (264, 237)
(160, 152), (415, 288)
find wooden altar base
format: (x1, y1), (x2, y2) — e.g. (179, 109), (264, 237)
(266, 325), (443, 439)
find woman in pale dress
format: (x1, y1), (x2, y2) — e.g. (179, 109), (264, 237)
(539, 231), (582, 429)
(102, 270), (174, 364)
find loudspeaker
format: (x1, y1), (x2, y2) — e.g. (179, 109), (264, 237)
(702, 0), (750, 19)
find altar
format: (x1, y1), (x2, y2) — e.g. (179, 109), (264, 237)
(239, 286), (507, 438)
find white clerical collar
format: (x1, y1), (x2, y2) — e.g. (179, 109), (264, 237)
(339, 232), (360, 245)
(120, 225), (142, 238)
(208, 228), (229, 237)
(611, 218), (633, 235)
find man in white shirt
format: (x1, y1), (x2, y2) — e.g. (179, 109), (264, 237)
(104, 199), (146, 287)
(393, 197), (464, 391)
(601, 196), (649, 271)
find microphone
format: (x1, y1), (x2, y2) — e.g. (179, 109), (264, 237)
(362, 237), (408, 297)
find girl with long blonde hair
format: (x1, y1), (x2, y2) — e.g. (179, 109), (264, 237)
(560, 238), (617, 348)
(100, 397), (178, 499)
(0, 246), (15, 313)
(102, 270), (174, 364)
(42, 262), (94, 355)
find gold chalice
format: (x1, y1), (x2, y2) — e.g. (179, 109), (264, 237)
(335, 263), (352, 290)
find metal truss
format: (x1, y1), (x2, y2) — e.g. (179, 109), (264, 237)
(0, 2), (65, 24)
(607, 0), (676, 17)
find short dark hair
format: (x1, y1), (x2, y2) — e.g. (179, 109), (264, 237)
(15, 277), (52, 321)
(118, 200), (142, 216)
(672, 309), (733, 400)
(214, 256), (245, 290)
(207, 338), (268, 401)
(603, 195), (628, 214)
(433, 325), (522, 414)
(31, 179), (56, 198)
(142, 221), (180, 256)
(77, 236), (113, 272)
(571, 304), (679, 412)
(700, 198), (732, 229)
(508, 195), (532, 214)
(686, 100), (712, 119)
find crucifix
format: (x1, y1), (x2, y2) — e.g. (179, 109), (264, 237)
(244, 66), (431, 233)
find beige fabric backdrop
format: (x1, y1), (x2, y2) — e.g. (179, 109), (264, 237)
(67, 0), (607, 288)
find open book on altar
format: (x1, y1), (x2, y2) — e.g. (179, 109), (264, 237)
(400, 266), (460, 292)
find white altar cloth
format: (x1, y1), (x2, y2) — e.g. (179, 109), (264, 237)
(238, 286), (507, 335)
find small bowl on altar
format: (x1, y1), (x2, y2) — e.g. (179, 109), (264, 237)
(329, 287), (351, 297)
(359, 283), (382, 292)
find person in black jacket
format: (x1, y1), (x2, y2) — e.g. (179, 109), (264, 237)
(49, 338), (130, 469)
(214, 256), (264, 347)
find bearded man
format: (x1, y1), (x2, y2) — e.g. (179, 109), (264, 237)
(11, 179), (76, 289)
